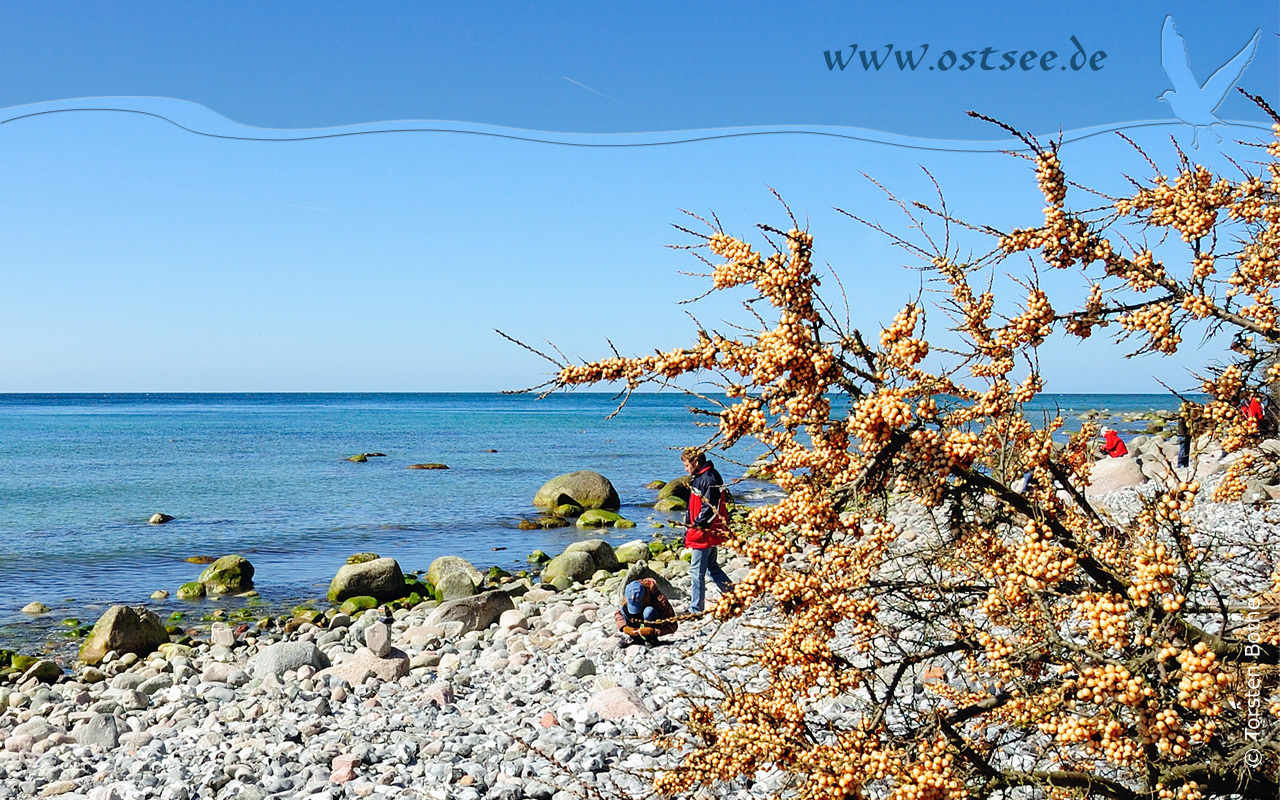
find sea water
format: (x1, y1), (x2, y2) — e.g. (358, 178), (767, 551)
(0, 392), (1183, 651)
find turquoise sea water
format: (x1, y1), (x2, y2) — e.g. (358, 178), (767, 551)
(0, 392), (1185, 652)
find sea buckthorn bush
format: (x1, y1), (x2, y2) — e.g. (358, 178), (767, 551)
(517, 98), (1280, 799)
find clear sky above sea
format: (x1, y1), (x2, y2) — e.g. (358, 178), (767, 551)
(0, 2), (1275, 393)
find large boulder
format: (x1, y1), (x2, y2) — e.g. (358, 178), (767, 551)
(1085, 456), (1147, 497)
(248, 641), (330, 679)
(198, 555), (254, 595)
(533, 471), (620, 511)
(425, 590), (515, 637)
(79, 606), (169, 666)
(542, 551), (596, 585)
(426, 556), (482, 592)
(434, 572), (477, 601)
(565, 539), (619, 572)
(328, 557), (407, 603)
(614, 540), (651, 565)
(657, 476), (692, 502)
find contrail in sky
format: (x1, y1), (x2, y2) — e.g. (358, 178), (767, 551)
(563, 76), (625, 106)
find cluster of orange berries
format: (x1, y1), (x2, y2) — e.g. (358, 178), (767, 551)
(881, 304), (930, 367)
(1127, 540), (1179, 608)
(1191, 252), (1217, 282)
(847, 389), (913, 452)
(1065, 283), (1107, 338)
(994, 289), (1055, 348)
(1179, 292), (1216, 319)
(1212, 454), (1254, 502)
(1118, 301), (1181, 353)
(708, 232), (764, 289)
(1175, 642), (1227, 712)
(1072, 592), (1132, 649)
(1155, 782), (1205, 800)
(1141, 706), (1193, 757)
(1117, 165), (1233, 243)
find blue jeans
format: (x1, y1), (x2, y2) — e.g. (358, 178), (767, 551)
(689, 546), (732, 614)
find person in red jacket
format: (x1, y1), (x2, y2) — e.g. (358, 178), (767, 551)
(682, 447), (734, 614)
(1243, 395), (1264, 423)
(614, 579), (677, 644)
(1101, 427), (1128, 458)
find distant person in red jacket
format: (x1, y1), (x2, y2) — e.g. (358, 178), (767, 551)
(615, 579), (677, 645)
(1243, 395), (1264, 423)
(1101, 427), (1128, 458)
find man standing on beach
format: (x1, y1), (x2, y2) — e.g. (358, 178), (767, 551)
(681, 447), (734, 614)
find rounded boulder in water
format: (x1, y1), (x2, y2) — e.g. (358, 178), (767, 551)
(328, 557), (407, 603)
(198, 555), (254, 595)
(533, 471), (620, 511)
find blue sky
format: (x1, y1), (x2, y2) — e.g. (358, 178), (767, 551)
(0, 2), (1275, 392)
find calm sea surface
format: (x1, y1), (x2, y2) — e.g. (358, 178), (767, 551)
(0, 392), (1184, 652)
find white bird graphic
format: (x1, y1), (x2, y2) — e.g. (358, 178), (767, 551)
(1159, 16), (1259, 148)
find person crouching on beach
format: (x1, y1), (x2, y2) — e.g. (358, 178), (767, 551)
(682, 447), (734, 614)
(615, 579), (677, 645)
(1101, 427), (1128, 458)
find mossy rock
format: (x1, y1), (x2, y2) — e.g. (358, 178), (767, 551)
(177, 582), (206, 600)
(295, 609), (327, 626)
(404, 578), (433, 598)
(549, 575), (574, 591)
(517, 519), (540, 531)
(328, 557), (408, 603)
(339, 596), (379, 616)
(565, 539), (619, 572)
(645, 480), (667, 490)
(554, 503), (584, 517)
(654, 497), (687, 512)
(348, 454), (368, 462)
(407, 463), (449, 470)
(647, 540), (668, 556)
(390, 592), (423, 610)
(615, 540), (651, 564)
(12, 654), (39, 671)
(488, 566), (512, 580)
(532, 470), (620, 511)
(539, 516), (570, 529)
(657, 475), (692, 502)
(60, 618), (81, 628)
(527, 550), (551, 565)
(164, 625), (184, 636)
(0, 650), (12, 668)
(198, 555), (254, 595)
(614, 519), (637, 529)
(167, 612), (185, 623)
(346, 552), (380, 565)
(186, 556), (216, 565)
(542, 551), (597, 584)
(576, 509), (623, 528)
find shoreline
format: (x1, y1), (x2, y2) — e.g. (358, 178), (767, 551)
(0, 403), (1208, 667)
(1, 430), (1277, 798)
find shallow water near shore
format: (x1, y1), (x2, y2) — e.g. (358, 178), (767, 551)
(0, 392), (1185, 654)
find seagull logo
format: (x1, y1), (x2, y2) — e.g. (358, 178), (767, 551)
(1159, 16), (1259, 148)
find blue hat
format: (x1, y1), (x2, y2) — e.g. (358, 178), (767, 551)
(624, 582), (646, 615)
